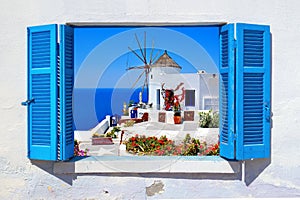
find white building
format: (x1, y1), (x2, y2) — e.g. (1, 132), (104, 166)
(148, 50), (219, 112)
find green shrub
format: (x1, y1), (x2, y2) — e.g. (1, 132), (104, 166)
(105, 126), (121, 138)
(199, 110), (219, 128)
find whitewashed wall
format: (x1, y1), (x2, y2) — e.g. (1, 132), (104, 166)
(0, 0), (300, 198)
(149, 73), (219, 110)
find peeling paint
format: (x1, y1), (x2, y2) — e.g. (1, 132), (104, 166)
(146, 180), (165, 196)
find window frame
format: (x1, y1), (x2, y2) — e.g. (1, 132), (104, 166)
(185, 89), (196, 107)
(25, 22), (271, 164)
(202, 96), (219, 110)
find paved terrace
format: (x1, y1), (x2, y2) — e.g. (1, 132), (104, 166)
(75, 121), (219, 156)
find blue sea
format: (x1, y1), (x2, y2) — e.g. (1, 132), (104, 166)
(73, 88), (148, 130)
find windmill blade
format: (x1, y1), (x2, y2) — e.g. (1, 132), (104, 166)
(149, 40), (155, 65)
(131, 70), (145, 88)
(128, 46), (145, 64)
(135, 33), (147, 64)
(152, 49), (161, 63)
(126, 52), (129, 69)
(126, 66), (146, 71)
(144, 31), (147, 64)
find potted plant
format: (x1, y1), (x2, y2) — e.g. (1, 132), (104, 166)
(173, 98), (182, 124)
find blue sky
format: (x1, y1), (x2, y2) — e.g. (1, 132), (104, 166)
(74, 26), (220, 89)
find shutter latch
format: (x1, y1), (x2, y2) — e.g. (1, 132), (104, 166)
(21, 98), (35, 106)
(264, 102), (271, 122)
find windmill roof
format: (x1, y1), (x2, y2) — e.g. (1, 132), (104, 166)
(152, 50), (182, 69)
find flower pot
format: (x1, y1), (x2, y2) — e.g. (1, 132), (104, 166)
(173, 116), (182, 124)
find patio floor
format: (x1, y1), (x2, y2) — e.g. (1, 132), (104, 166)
(75, 121), (219, 156)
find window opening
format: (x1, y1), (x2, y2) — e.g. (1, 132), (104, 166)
(185, 90), (195, 107)
(73, 26), (220, 157)
(203, 97), (219, 110)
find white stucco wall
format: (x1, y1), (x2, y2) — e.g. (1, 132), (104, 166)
(149, 73), (218, 110)
(150, 73), (200, 110)
(1, 0), (300, 199)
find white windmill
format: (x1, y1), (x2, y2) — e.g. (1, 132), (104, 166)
(126, 32), (161, 106)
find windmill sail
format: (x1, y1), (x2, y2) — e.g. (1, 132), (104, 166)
(127, 32), (157, 103)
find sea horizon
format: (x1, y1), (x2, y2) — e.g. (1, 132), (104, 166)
(73, 88), (148, 130)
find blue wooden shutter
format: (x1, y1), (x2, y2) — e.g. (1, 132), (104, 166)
(219, 24), (236, 159)
(27, 24), (58, 160)
(235, 23), (271, 160)
(59, 25), (74, 160)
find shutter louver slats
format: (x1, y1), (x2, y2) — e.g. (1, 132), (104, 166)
(243, 30), (264, 68)
(219, 24), (235, 159)
(221, 31), (229, 68)
(32, 32), (51, 69)
(65, 74), (74, 145)
(243, 73), (264, 145)
(220, 73), (228, 144)
(59, 25), (74, 160)
(32, 75), (51, 146)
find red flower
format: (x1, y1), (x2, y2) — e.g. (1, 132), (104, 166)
(158, 140), (164, 145)
(176, 147), (182, 154)
(155, 150), (165, 156)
